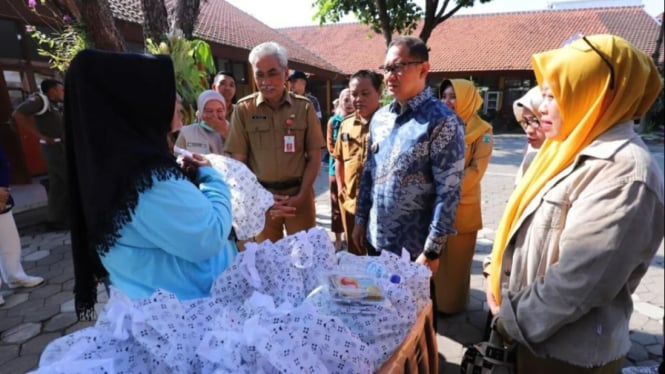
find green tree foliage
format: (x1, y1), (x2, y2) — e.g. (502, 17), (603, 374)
(26, 0), (88, 72)
(146, 36), (216, 124)
(312, 0), (492, 46)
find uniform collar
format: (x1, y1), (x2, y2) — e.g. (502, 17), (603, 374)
(354, 112), (372, 126)
(256, 90), (293, 108)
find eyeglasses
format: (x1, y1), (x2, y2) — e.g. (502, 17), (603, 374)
(378, 61), (423, 76)
(519, 116), (540, 130)
(561, 34), (615, 90)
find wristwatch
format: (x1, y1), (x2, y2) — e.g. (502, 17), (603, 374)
(423, 250), (440, 261)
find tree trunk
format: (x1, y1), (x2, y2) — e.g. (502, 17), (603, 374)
(419, 0), (468, 45)
(652, 20), (664, 74)
(375, 0), (392, 47)
(141, 0), (169, 42)
(74, 0), (125, 51)
(174, 0), (201, 39)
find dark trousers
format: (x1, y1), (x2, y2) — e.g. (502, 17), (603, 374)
(40, 143), (69, 225)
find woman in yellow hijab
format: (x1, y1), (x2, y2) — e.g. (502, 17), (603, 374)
(434, 79), (493, 314)
(485, 34), (663, 372)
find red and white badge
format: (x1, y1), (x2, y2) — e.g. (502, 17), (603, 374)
(284, 135), (295, 153)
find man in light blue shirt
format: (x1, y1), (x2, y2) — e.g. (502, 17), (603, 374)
(352, 36), (464, 274)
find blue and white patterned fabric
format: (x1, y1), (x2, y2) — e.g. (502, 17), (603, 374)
(355, 88), (465, 259)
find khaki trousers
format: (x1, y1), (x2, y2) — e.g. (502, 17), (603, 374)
(517, 345), (624, 374)
(338, 202), (365, 255)
(255, 188), (316, 243)
(433, 231), (477, 314)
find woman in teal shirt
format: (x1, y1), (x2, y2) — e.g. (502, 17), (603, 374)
(65, 50), (237, 319)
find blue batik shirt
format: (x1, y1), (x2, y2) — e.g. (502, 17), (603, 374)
(355, 88), (465, 259)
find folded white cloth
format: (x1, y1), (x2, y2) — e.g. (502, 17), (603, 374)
(206, 154), (273, 240)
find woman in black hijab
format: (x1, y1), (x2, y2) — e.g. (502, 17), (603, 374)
(65, 49), (237, 320)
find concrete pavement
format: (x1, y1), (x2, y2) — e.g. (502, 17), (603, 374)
(1, 134), (663, 373)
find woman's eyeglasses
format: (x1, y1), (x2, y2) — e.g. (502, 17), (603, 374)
(520, 116), (540, 130)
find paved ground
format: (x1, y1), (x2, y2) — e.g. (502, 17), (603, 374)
(1, 134), (663, 373)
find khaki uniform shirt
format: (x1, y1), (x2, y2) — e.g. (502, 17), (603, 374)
(225, 91), (324, 183)
(332, 114), (369, 214)
(226, 103), (235, 122)
(16, 94), (64, 138)
(455, 129), (493, 233)
(175, 123), (225, 155)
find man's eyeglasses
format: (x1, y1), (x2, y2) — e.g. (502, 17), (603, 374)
(378, 61), (423, 76)
(519, 116), (540, 130)
(561, 34), (615, 90)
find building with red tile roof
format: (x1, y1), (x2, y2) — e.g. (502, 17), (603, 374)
(0, 1), (661, 179)
(281, 6), (662, 129)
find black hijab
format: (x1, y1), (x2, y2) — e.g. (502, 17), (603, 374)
(65, 49), (185, 320)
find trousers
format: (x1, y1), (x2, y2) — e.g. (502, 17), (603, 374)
(0, 210), (29, 286)
(40, 143), (69, 225)
(255, 187), (316, 243)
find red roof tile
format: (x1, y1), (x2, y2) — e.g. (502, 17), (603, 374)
(280, 6), (662, 74)
(108, 0), (343, 74)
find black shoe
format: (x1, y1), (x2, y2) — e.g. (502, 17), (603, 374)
(46, 222), (70, 231)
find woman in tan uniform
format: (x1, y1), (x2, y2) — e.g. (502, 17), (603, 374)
(333, 70), (383, 255)
(434, 79), (493, 314)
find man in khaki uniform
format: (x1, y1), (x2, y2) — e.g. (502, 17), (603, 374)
(225, 41), (325, 243)
(13, 79), (69, 230)
(333, 113), (369, 255)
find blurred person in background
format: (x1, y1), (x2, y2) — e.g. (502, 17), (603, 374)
(327, 88), (353, 251)
(434, 78), (493, 315)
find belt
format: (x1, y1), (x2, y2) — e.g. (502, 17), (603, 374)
(39, 138), (62, 144)
(259, 178), (302, 190)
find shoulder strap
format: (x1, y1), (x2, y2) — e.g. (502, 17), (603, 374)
(35, 93), (49, 116)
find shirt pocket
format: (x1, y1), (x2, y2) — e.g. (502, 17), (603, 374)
(535, 189), (570, 229)
(289, 119), (308, 152)
(186, 142), (210, 154)
(247, 121), (272, 149)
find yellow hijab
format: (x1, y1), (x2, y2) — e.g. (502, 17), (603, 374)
(489, 34), (662, 304)
(443, 79), (492, 143)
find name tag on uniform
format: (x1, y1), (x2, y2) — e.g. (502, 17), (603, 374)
(341, 133), (350, 142)
(251, 115), (267, 120)
(284, 135), (295, 153)
(186, 142), (209, 154)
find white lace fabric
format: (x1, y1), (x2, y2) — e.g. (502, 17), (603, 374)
(206, 154), (273, 240)
(32, 228), (431, 373)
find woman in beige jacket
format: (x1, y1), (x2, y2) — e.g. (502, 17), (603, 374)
(434, 79), (493, 314)
(485, 35), (663, 373)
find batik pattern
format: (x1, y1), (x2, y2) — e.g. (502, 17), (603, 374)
(356, 88), (465, 259)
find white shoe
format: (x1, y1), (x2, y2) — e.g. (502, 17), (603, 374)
(622, 366), (659, 374)
(7, 275), (44, 289)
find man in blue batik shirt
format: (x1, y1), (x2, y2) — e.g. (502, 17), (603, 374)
(352, 36), (465, 275)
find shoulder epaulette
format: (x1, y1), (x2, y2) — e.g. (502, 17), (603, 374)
(236, 92), (260, 104)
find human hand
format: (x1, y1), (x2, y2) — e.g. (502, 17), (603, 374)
(0, 187), (8, 211)
(270, 194), (297, 218)
(485, 280), (500, 316)
(351, 224), (366, 253)
(181, 153), (211, 177)
(415, 253), (439, 274)
(283, 192), (307, 209)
